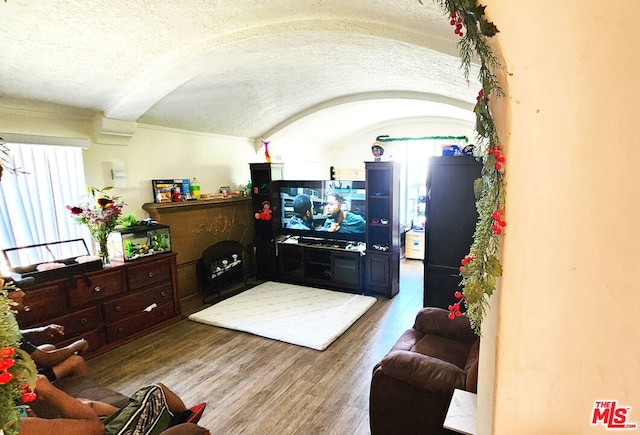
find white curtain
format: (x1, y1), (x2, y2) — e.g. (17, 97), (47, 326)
(0, 143), (87, 271)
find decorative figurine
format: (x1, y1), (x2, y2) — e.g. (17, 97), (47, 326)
(371, 136), (387, 161)
(171, 185), (182, 202)
(255, 200), (273, 221)
(262, 139), (272, 163)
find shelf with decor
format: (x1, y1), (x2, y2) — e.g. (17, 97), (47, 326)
(249, 163), (284, 280)
(364, 161), (401, 298)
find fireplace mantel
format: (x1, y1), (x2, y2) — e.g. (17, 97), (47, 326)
(143, 198), (255, 301)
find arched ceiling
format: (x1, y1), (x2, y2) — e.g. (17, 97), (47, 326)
(0, 0), (479, 141)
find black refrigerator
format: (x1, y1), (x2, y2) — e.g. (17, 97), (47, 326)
(423, 156), (482, 309)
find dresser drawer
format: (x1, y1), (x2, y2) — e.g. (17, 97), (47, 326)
(104, 302), (175, 343)
(101, 283), (174, 322)
(126, 258), (172, 291)
(48, 306), (100, 342)
(17, 284), (67, 325)
(54, 328), (104, 356)
(67, 269), (126, 309)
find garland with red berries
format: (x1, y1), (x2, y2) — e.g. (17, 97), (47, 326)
(0, 279), (37, 435)
(421, 0), (505, 334)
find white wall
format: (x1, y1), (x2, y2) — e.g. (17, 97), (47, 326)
(334, 117), (475, 166)
(82, 124), (259, 219)
(484, 1), (640, 433)
(265, 115), (475, 179)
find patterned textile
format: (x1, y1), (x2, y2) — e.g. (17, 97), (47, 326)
(103, 384), (174, 435)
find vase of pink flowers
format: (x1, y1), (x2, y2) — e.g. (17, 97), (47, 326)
(67, 187), (124, 267)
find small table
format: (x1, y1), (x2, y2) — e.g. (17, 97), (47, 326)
(443, 388), (477, 435)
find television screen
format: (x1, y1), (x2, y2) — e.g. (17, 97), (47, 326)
(275, 180), (366, 243)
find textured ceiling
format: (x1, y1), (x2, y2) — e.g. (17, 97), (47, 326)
(0, 0), (479, 141)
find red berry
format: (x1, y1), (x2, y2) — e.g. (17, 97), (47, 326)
(0, 359), (14, 370)
(488, 148), (494, 154)
(454, 291), (462, 298)
(448, 312), (455, 320)
(500, 220), (507, 227)
(21, 392), (37, 403)
(495, 228), (503, 235)
(448, 305), (453, 310)
(455, 310), (462, 317)
(495, 163), (502, 170)
(459, 266), (464, 273)
(0, 370), (12, 385)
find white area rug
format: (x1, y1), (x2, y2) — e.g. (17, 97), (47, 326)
(188, 281), (376, 351)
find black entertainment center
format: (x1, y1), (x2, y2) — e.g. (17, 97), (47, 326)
(250, 161), (400, 298)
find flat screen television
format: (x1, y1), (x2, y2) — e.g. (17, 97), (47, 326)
(273, 180), (366, 243)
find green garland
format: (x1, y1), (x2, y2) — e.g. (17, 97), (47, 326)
(377, 135), (469, 143)
(423, 0), (505, 334)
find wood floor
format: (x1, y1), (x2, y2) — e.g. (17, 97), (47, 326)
(87, 259), (424, 434)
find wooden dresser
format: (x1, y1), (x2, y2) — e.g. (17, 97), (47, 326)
(16, 253), (182, 359)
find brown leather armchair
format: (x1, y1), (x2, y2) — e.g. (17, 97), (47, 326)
(369, 307), (480, 435)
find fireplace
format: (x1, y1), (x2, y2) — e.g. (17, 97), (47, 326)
(142, 198), (255, 302)
(195, 240), (254, 303)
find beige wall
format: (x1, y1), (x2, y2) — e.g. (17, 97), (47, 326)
(0, 107), (259, 218)
(82, 125), (259, 219)
(484, 1), (640, 433)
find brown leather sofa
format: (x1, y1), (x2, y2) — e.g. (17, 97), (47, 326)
(369, 307), (480, 435)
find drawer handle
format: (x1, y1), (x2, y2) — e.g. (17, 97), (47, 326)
(144, 303), (157, 312)
(160, 291), (167, 297)
(148, 272), (154, 278)
(115, 306), (122, 312)
(94, 286), (101, 292)
(80, 318), (87, 324)
(117, 327), (124, 333)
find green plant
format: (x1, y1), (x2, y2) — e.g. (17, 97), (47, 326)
(424, 0), (505, 334)
(0, 280), (37, 435)
(121, 213), (140, 228)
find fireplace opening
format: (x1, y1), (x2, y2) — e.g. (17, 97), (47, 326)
(195, 240), (256, 303)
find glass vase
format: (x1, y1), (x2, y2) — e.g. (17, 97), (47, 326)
(96, 236), (111, 268)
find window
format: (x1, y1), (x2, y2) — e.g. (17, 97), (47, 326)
(0, 142), (87, 273)
(391, 137), (469, 228)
